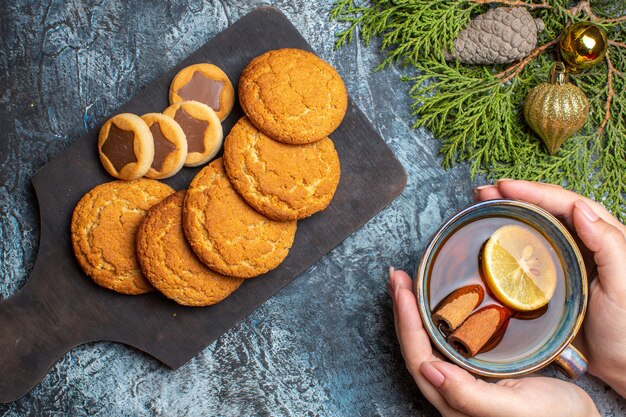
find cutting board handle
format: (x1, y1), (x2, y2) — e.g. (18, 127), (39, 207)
(0, 261), (96, 403)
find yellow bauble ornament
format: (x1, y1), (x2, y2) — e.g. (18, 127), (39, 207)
(559, 22), (608, 72)
(523, 62), (589, 155)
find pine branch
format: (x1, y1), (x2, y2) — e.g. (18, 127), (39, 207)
(597, 51), (616, 137)
(609, 40), (626, 49)
(405, 62), (519, 171)
(569, 0), (626, 23)
(330, 0), (626, 221)
(495, 40), (558, 83)
(330, 0), (371, 49)
(331, 0), (483, 66)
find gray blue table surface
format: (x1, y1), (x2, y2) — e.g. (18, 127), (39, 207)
(1, 1), (624, 415)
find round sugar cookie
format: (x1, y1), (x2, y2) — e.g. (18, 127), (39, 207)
(98, 113), (154, 180)
(183, 158), (297, 278)
(71, 179), (175, 295)
(169, 63), (235, 121)
(163, 100), (223, 167)
(238, 48), (348, 144)
(137, 191), (244, 306)
(141, 113), (188, 179)
(224, 116), (340, 220)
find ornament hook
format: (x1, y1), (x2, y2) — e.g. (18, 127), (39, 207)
(550, 62), (569, 86)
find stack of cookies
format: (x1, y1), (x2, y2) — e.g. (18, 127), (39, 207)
(98, 64), (234, 180)
(71, 48), (347, 307)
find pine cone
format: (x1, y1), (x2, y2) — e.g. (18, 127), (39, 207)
(445, 7), (544, 65)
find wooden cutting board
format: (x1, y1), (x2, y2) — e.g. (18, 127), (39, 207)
(0, 6), (407, 403)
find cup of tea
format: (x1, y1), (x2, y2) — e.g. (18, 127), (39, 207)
(415, 199), (588, 379)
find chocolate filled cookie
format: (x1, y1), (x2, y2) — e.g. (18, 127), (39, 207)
(169, 63), (235, 121)
(224, 117), (341, 220)
(98, 113), (154, 180)
(71, 179), (175, 295)
(183, 158), (297, 278)
(238, 48), (348, 144)
(163, 101), (223, 167)
(137, 191), (244, 306)
(140, 113), (187, 179)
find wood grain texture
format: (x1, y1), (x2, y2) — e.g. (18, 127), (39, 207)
(0, 7), (407, 404)
(1, 1), (623, 416)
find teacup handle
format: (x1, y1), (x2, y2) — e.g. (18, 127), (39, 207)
(554, 344), (587, 380)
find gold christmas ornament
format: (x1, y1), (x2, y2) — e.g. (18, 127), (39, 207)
(559, 21), (608, 72)
(523, 62), (589, 155)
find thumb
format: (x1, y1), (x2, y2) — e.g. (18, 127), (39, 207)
(420, 361), (525, 417)
(572, 200), (626, 295)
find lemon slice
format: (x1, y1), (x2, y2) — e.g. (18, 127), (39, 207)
(481, 224), (557, 311)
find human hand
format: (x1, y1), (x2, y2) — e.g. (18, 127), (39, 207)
(388, 268), (599, 417)
(474, 179), (626, 397)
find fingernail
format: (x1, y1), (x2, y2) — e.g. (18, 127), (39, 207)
(387, 267), (395, 299)
(421, 362), (445, 388)
(496, 178), (513, 185)
(475, 185), (494, 190)
(575, 200), (599, 222)
(394, 283), (402, 304)
(473, 184), (495, 195)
